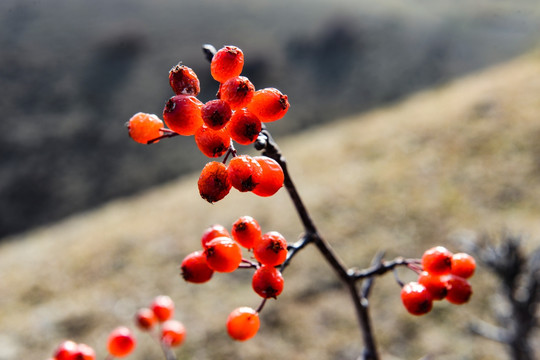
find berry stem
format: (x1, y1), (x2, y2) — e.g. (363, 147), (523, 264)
(256, 298), (267, 313)
(147, 129), (180, 144)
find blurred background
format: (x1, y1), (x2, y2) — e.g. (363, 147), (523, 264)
(1, 0), (539, 239)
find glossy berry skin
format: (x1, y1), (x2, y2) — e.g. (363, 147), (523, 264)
(252, 265), (284, 299)
(127, 112), (163, 144)
(201, 99), (232, 130)
(446, 275), (472, 304)
(135, 307), (157, 331)
(204, 237), (242, 273)
(227, 155), (263, 192)
(201, 224), (231, 248)
(195, 126), (231, 158)
(169, 63), (200, 96)
(226, 307), (260, 341)
(220, 76), (255, 110)
(53, 340), (78, 360)
(151, 295), (175, 322)
(211, 46), (244, 83)
(231, 215), (262, 249)
(422, 246), (453, 275)
(247, 88), (289, 122)
(251, 156), (284, 197)
(180, 250), (214, 283)
(418, 271), (448, 301)
(228, 109), (262, 145)
(254, 231), (288, 267)
(163, 95), (203, 136)
(400, 282), (433, 315)
(160, 320), (186, 347)
(451, 253), (476, 279)
(198, 161), (232, 203)
(107, 326), (136, 358)
(73, 344), (95, 360)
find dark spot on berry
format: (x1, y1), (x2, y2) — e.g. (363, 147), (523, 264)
(268, 240), (284, 254)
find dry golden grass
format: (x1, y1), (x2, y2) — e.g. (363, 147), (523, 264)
(1, 50), (540, 359)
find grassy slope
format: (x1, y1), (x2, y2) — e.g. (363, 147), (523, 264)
(1, 51), (540, 359)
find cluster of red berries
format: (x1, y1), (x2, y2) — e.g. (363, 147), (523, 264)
(48, 295), (184, 359)
(401, 246), (475, 316)
(126, 45), (289, 203)
(180, 216), (288, 340)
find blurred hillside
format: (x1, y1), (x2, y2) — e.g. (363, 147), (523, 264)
(1, 0), (539, 238)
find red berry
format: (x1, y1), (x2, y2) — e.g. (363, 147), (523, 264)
(446, 275), (473, 304)
(451, 253), (476, 279)
(169, 63), (200, 96)
(252, 265), (284, 299)
(198, 161), (232, 203)
(231, 215), (262, 249)
(422, 246), (453, 275)
(417, 271), (449, 301)
(400, 282), (433, 315)
(201, 224), (231, 248)
(53, 340), (78, 360)
(227, 155), (263, 192)
(201, 99), (232, 130)
(195, 126), (231, 158)
(220, 76), (255, 110)
(107, 326), (136, 358)
(180, 250), (214, 283)
(126, 112), (163, 144)
(135, 307), (157, 331)
(251, 156), (284, 197)
(151, 295), (175, 322)
(163, 95), (203, 136)
(204, 237), (242, 273)
(253, 231), (288, 267)
(211, 46), (244, 83)
(247, 88), (289, 122)
(160, 320), (186, 347)
(226, 307), (260, 341)
(228, 109), (262, 145)
(73, 344), (95, 360)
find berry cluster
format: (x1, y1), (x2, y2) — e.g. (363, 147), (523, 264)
(180, 216), (288, 340)
(401, 246), (475, 315)
(126, 45), (289, 203)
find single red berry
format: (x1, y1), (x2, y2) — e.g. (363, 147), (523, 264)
(160, 319), (186, 347)
(253, 231), (288, 267)
(201, 224), (231, 248)
(251, 156), (284, 197)
(53, 340), (78, 360)
(135, 307), (157, 331)
(126, 112), (163, 144)
(400, 282), (433, 315)
(151, 295), (175, 322)
(204, 237), (242, 273)
(107, 326), (136, 358)
(446, 275), (473, 304)
(252, 265), (284, 299)
(451, 253), (476, 279)
(227, 155), (263, 192)
(226, 307), (260, 341)
(228, 109), (262, 145)
(247, 88), (289, 122)
(198, 161), (232, 203)
(220, 76), (255, 110)
(163, 95), (203, 136)
(195, 125), (231, 158)
(422, 246), (453, 275)
(180, 250), (214, 283)
(211, 46), (244, 83)
(169, 63), (200, 96)
(72, 344), (95, 360)
(417, 271), (449, 301)
(201, 99), (232, 130)
(231, 215), (262, 249)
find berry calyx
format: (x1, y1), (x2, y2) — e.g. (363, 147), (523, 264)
(227, 155), (263, 192)
(422, 246), (453, 275)
(252, 265), (284, 299)
(417, 271), (448, 301)
(446, 275), (473, 304)
(107, 326), (136, 358)
(228, 109), (262, 145)
(220, 76), (255, 110)
(247, 87), (289, 122)
(201, 99), (232, 130)
(211, 46), (244, 83)
(195, 126), (231, 158)
(160, 319), (187, 347)
(251, 156), (284, 197)
(126, 112), (163, 144)
(180, 250), (214, 283)
(450, 253), (476, 279)
(198, 161), (232, 203)
(169, 63), (200, 96)
(231, 215), (262, 249)
(400, 282), (433, 316)
(151, 295), (175, 322)
(204, 237), (242, 273)
(163, 95), (203, 136)
(226, 307), (260, 341)
(253, 231), (288, 267)
(135, 307), (157, 331)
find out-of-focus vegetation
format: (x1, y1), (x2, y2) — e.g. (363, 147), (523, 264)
(1, 0), (539, 238)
